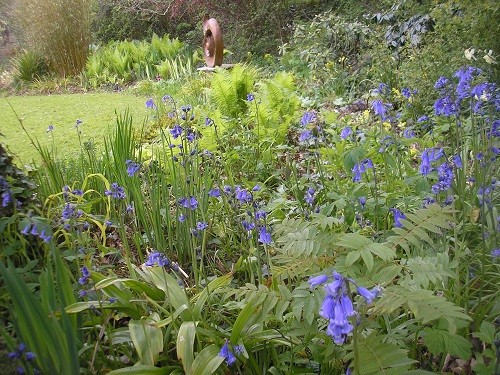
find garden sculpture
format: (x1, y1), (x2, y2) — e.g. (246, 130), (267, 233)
(202, 15), (224, 67)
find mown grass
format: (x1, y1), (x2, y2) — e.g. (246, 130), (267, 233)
(0, 92), (150, 164)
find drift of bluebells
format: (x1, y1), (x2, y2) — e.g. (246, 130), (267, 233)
(126, 160), (141, 177)
(390, 208), (406, 228)
(352, 158), (374, 182)
(308, 271), (380, 344)
(105, 183), (126, 199)
(433, 66), (500, 117)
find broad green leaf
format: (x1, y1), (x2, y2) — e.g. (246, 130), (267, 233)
(107, 365), (179, 374)
(129, 313), (163, 365)
(177, 321), (197, 374)
(192, 274), (232, 319)
(472, 321), (496, 344)
(191, 344), (225, 375)
(422, 327), (472, 360)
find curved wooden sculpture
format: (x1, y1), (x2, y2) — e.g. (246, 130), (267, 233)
(202, 16), (224, 67)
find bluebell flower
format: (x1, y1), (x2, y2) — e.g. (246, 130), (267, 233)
(299, 129), (313, 143)
(352, 158), (374, 183)
(308, 274), (328, 287)
(376, 83), (390, 96)
(372, 100), (391, 121)
(126, 160), (141, 177)
(145, 98), (156, 109)
(252, 184), (261, 192)
(178, 214), (186, 223)
(247, 93), (255, 102)
(300, 111), (317, 126)
(145, 251), (170, 267)
(208, 188), (221, 197)
(16, 366), (24, 374)
(390, 208), (406, 228)
(401, 87), (414, 99)
(126, 204), (134, 213)
(359, 196), (366, 208)
(419, 148), (444, 175)
(492, 249), (500, 257)
(255, 210), (267, 220)
(310, 270), (380, 344)
(218, 340), (236, 366)
(223, 185), (232, 194)
(234, 345), (244, 355)
(186, 131), (196, 142)
(417, 115), (429, 123)
(403, 128), (415, 139)
(196, 221), (208, 231)
(434, 95), (458, 117)
(340, 127), (353, 140)
(46, 124), (54, 132)
(356, 286), (380, 304)
(162, 94), (171, 102)
(431, 162), (454, 194)
(452, 154), (463, 168)
(170, 124), (183, 139)
(62, 202), (76, 220)
(105, 183), (126, 199)
(258, 226), (272, 245)
(1, 191), (11, 207)
(205, 117), (213, 126)
(181, 105), (191, 113)
(21, 224), (31, 235)
(434, 76), (449, 90)
(235, 187), (252, 203)
(304, 187), (315, 206)
(242, 220), (255, 232)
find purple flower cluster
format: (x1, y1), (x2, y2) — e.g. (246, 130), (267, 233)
(145, 251), (171, 267)
(352, 158), (374, 183)
(218, 340), (244, 366)
(431, 162), (454, 194)
(419, 148), (445, 176)
(8, 343), (38, 375)
(0, 176), (13, 208)
(79, 266), (91, 285)
(105, 183), (126, 199)
(309, 271), (380, 344)
(178, 196), (198, 210)
(371, 100), (392, 121)
(433, 66), (500, 117)
(126, 160), (141, 177)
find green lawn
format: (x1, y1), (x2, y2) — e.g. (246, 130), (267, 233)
(1, 92), (150, 165)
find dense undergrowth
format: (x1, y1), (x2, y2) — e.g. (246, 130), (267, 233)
(1, 0), (500, 374)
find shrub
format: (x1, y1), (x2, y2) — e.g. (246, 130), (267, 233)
(11, 0), (93, 76)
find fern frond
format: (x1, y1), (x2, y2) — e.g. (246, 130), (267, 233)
(373, 286), (471, 328)
(345, 332), (416, 375)
(273, 216), (339, 258)
(386, 204), (454, 255)
(400, 253), (456, 289)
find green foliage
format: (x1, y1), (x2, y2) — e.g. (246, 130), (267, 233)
(11, 50), (48, 83)
(0, 249), (80, 374)
(84, 35), (185, 88)
(12, 0), (93, 76)
(209, 64), (257, 119)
